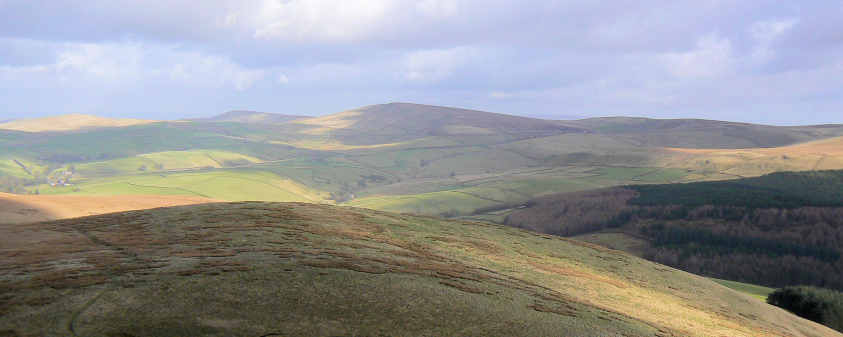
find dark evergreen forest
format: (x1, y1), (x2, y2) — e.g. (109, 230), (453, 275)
(767, 286), (843, 332)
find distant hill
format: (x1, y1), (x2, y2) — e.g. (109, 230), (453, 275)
(185, 110), (310, 124)
(568, 117), (843, 149)
(0, 114), (156, 132)
(0, 118), (22, 124)
(292, 102), (585, 136)
(520, 113), (588, 120)
(0, 201), (836, 336)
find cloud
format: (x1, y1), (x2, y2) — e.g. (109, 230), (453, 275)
(253, 0), (394, 42)
(1, 1), (842, 125)
(750, 18), (799, 42)
(746, 18), (799, 65)
(0, 39), (265, 91)
(401, 47), (474, 82)
(660, 33), (733, 78)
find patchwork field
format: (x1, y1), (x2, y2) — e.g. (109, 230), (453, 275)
(3, 104), (843, 219)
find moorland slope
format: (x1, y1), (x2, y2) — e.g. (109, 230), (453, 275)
(0, 192), (220, 224)
(573, 117), (843, 149)
(0, 202), (837, 336)
(0, 114), (156, 132)
(293, 102), (584, 136)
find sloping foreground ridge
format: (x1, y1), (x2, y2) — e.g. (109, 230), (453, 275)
(0, 202), (838, 336)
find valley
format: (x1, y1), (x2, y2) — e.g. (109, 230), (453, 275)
(3, 103), (843, 223)
(3, 103), (843, 335)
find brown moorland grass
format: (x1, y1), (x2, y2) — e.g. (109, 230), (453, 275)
(0, 114), (156, 132)
(659, 136), (843, 176)
(0, 202), (839, 336)
(0, 193), (221, 224)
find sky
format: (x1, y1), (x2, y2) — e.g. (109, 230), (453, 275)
(1, 1), (842, 125)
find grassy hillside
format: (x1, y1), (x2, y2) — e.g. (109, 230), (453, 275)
(503, 170), (843, 292)
(1, 202), (837, 336)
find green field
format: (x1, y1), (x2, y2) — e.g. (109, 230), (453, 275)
(709, 278), (775, 301)
(0, 157), (34, 178)
(38, 169), (323, 202)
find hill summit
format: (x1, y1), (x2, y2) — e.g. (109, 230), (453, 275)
(293, 102), (585, 136)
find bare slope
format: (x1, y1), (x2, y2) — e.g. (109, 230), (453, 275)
(0, 114), (156, 132)
(0, 192), (220, 224)
(0, 202), (837, 336)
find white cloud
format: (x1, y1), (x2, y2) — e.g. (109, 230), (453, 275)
(660, 33), (733, 78)
(159, 51), (266, 90)
(231, 69), (265, 90)
(748, 18), (800, 65)
(1, 41), (265, 90)
(750, 18), (799, 42)
(401, 47), (474, 82)
(253, 0), (394, 41)
(56, 43), (144, 82)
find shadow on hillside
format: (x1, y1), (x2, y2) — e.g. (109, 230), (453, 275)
(0, 197), (61, 224)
